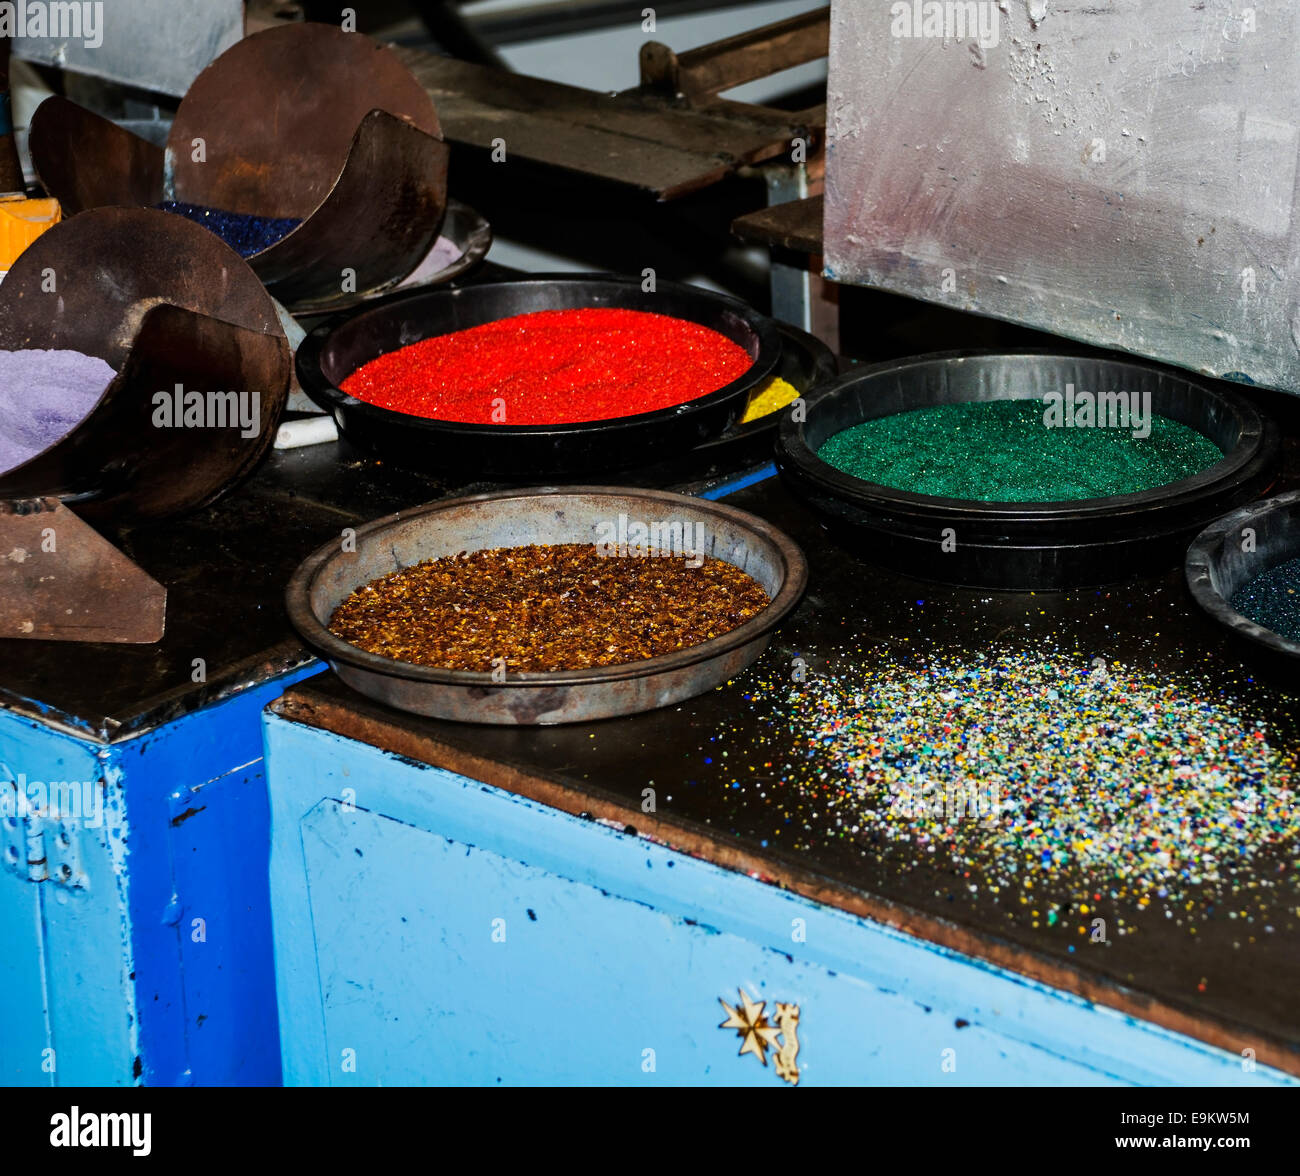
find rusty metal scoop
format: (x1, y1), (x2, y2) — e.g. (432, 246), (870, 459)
(0, 206), (291, 642)
(30, 23), (449, 308)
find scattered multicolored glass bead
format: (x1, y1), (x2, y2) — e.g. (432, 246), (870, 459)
(722, 645), (1299, 937)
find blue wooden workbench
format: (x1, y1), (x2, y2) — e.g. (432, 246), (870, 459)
(261, 710), (1297, 1086)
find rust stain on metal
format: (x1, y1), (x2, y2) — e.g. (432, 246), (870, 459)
(0, 499), (166, 643)
(170, 805), (207, 827)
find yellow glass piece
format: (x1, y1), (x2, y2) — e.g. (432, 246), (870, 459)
(738, 375), (799, 424)
(0, 195), (61, 270)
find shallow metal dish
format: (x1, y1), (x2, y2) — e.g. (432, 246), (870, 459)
(286, 487), (808, 725)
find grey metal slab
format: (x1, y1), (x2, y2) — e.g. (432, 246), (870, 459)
(823, 1), (1300, 395)
(11, 0), (242, 97)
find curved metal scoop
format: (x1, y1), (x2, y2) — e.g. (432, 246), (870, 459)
(0, 207), (291, 644)
(0, 206), (290, 521)
(30, 23), (449, 308)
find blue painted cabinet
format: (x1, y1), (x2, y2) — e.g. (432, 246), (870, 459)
(264, 713), (1296, 1087)
(0, 666), (319, 1087)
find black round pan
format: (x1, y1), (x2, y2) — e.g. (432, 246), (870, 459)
(295, 273), (783, 479)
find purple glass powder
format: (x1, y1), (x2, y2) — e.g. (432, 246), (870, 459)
(409, 235), (464, 279)
(0, 349), (117, 474)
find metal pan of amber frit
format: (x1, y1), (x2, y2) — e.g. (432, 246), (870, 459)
(286, 488), (808, 725)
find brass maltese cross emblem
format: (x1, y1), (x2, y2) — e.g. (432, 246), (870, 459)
(719, 988), (801, 1085)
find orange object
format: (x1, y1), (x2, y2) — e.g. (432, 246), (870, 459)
(0, 194), (61, 270)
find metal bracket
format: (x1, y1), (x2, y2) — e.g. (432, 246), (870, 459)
(760, 163), (837, 350)
(45, 812), (89, 890)
(765, 163), (813, 331)
(0, 768), (90, 890)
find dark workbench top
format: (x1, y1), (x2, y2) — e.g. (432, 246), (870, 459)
(273, 470), (1300, 1079)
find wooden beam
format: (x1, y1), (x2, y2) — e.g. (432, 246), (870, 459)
(641, 7), (829, 99)
(732, 194), (824, 253)
(392, 46), (818, 199)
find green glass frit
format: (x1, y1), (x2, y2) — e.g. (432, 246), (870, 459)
(816, 399), (1223, 502)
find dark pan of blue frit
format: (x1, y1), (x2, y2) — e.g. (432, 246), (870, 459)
(1187, 489), (1300, 672)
